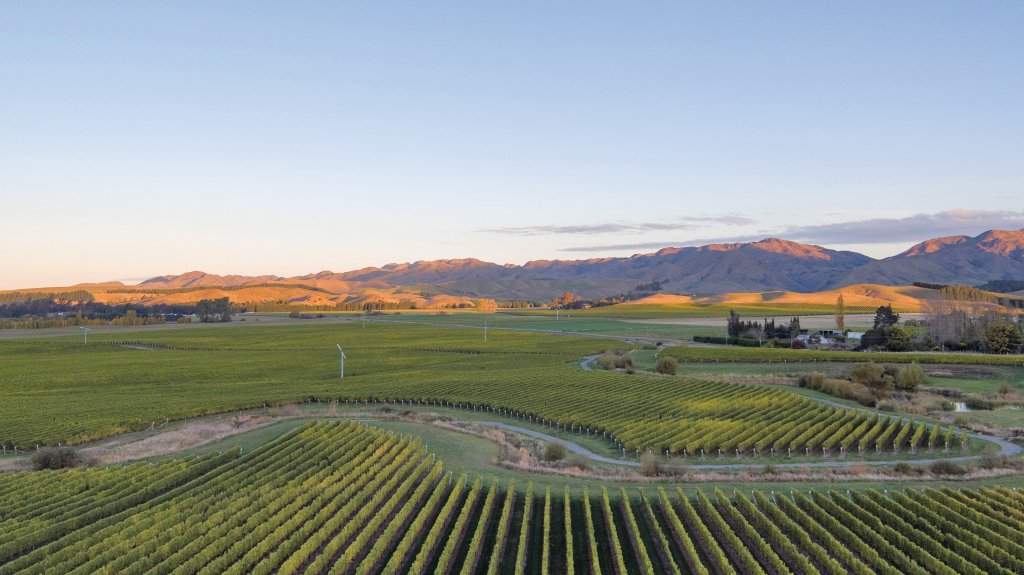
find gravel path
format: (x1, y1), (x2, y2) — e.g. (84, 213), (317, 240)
(479, 419), (1018, 470)
(579, 354), (600, 371)
(483, 361), (1022, 470)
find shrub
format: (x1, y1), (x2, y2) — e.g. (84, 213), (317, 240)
(897, 362), (927, 391)
(596, 349), (633, 370)
(886, 327), (912, 352)
(978, 455), (1006, 470)
(797, 372), (828, 388)
(655, 356), (677, 375)
(953, 415), (970, 428)
(31, 447), (84, 470)
(798, 372), (875, 406)
(850, 362), (884, 386)
(930, 460), (967, 476)
(640, 451), (661, 477)
(965, 397), (995, 410)
(543, 442), (567, 462)
(998, 382), (1012, 396)
(566, 456), (590, 471)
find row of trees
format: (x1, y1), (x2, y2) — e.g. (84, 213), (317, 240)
(727, 312), (802, 340)
(921, 303), (1024, 353)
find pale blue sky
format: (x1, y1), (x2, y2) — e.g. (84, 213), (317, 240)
(2, 2), (1022, 288)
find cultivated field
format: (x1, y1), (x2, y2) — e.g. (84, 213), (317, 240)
(2, 320), (1022, 574)
(3, 422), (1024, 574)
(0, 323), (973, 461)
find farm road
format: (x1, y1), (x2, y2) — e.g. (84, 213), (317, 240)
(480, 419), (1019, 471)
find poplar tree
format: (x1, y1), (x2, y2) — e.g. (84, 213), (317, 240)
(835, 293), (846, 332)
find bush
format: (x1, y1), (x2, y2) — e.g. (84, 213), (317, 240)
(849, 362), (895, 398)
(640, 451), (661, 477)
(31, 447), (84, 470)
(886, 327), (912, 352)
(543, 442), (567, 462)
(596, 349), (633, 370)
(655, 355), (677, 375)
(850, 362), (884, 386)
(965, 397), (995, 410)
(998, 382), (1012, 396)
(566, 456), (590, 471)
(978, 455), (1007, 470)
(930, 460), (967, 476)
(798, 372), (875, 406)
(897, 362), (927, 391)
(953, 415), (970, 428)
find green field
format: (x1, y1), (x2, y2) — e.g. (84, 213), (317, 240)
(508, 302), (903, 319)
(3, 421), (1023, 575)
(370, 313), (726, 342)
(0, 323), (971, 462)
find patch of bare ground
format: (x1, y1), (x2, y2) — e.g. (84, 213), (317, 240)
(81, 413), (286, 464)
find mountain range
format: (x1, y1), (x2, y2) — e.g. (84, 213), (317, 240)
(12, 229), (1024, 305)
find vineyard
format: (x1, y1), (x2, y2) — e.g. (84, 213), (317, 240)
(664, 344), (1024, 366)
(2, 422), (1022, 574)
(510, 302), (909, 319)
(0, 324), (970, 460)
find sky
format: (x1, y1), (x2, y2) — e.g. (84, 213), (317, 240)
(1, 2), (1022, 289)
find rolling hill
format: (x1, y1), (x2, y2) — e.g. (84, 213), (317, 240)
(837, 229), (1024, 286)
(4, 229), (1024, 307)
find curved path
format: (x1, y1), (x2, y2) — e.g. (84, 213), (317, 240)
(579, 354), (600, 371)
(808, 394), (1021, 458)
(491, 354), (1023, 469)
(480, 420), (1018, 470)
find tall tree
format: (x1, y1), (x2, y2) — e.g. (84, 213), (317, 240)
(560, 291), (578, 308)
(727, 310), (742, 338)
(835, 293), (846, 332)
(984, 322), (1023, 354)
(872, 304), (900, 330)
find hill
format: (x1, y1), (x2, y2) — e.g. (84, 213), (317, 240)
(4, 229), (1024, 305)
(837, 229), (1024, 286)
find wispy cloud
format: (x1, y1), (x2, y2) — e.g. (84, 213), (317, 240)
(557, 209), (1024, 254)
(482, 214), (753, 236)
(560, 235), (767, 253)
(780, 209), (1024, 245)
